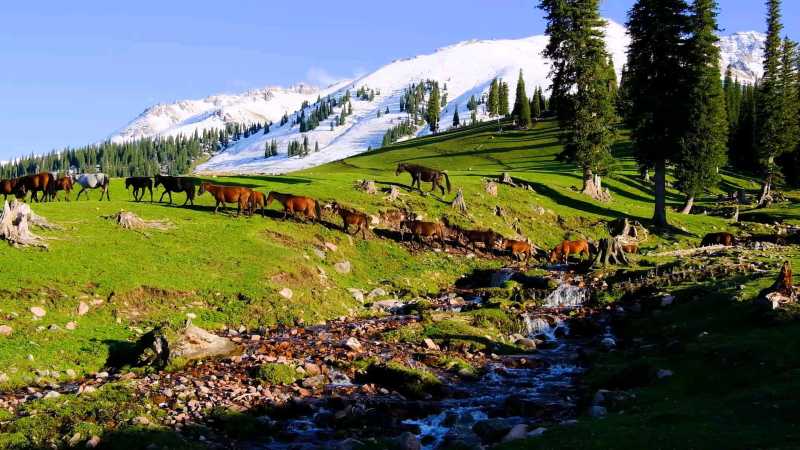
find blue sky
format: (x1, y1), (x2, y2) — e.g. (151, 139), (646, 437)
(0, 0), (796, 160)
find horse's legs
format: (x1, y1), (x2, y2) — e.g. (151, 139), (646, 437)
(76, 188), (86, 201)
(105, 186), (110, 201)
(168, 192), (173, 205)
(213, 201), (220, 214)
(149, 186), (153, 202)
(159, 191), (167, 203)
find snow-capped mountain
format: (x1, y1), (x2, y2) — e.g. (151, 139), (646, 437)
(719, 31), (766, 84)
(107, 20), (765, 175)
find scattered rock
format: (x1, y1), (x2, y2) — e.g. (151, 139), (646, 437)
(335, 261), (351, 274)
(423, 338), (440, 351)
(660, 295), (675, 307)
(348, 288), (364, 302)
(123, 324), (240, 369)
(279, 288), (293, 300)
(325, 242), (338, 252)
(44, 391), (61, 399)
(391, 432), (421, 450)
(86, 435), (101, 448)
(527, 427), (547, 437)
(30, 306), (46, 318)
(368, 288), (388, 299)
(0, 325), (12, 337)
(600, 337), (616, 350)
(65, 321), (77, 330)
(0, 373), (9, 384)
(657, 369), (674, 379)
(501, 424), (528, 443)
(371, 299), (405, 313)
(343, 337), (362, 352)
(474, 417), (524, 444)
(302, 374), (326, 389)
(77, 301), (90, 316)
(514, 338), (537, 350)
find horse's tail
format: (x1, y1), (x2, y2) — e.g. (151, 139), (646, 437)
(46, 173), (57, 200)
(442, 171), (451, 193)
(315, 200), (322, 220)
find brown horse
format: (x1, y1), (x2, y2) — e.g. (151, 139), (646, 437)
(49, 176), (74, 201)
(18, 172), (56, 202)
(248, 191), (267, 217)
(700, 232), (735, 247)
(450, 224), (502, 251)
(330, 202), (369, 238)
(549, 240), (592, 264)
(266, 192), (322, 221)
(0, 178), (25, 201)
(198, 182), (253, 216)
(498, 239), (533, 262)
(400, 220), (448, 247)
(395, 163), (451, 195)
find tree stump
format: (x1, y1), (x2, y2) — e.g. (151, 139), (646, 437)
(451, 188), (467, 213)
(484, 180), (498, 197)
(582, 174), (612, 202)
(495, 205), (505, 217)
(104, 211), (172, 231)
(385, 186), (401, 202)
(732, 205), (739, 223)
(0, 201), (53, 248)
(500, 172), (517, 186)
(355, 179), (377, 195)
(756, 261), (797, 310)
(592, 237), (629, 267)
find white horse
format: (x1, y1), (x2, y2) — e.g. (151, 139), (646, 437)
(74, 173), (111, 201)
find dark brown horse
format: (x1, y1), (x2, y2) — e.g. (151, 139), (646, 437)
(400, 220), (448, 247)
(49, 176), (74, 201)
(395, 163), (451, 195)
(18, 172), (56, 202)
(498, 239), (533, 262)
(154, 175), (195, 206)
(198, 182), (252, 216)
(248, 191), (267, 217)
(700, 232), (735, 247)
(549, 240), (592, 264)
(125, 177), (153, 202)
(330, 202), (369, 238)
(266, 192), (322, 221)
(450, 224), (502, 251)
(0, 178), (25, 201)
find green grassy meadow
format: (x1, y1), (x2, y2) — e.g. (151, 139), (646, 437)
(1, 118), (800, 449)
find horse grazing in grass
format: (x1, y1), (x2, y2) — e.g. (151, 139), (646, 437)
(266, 192), (321, 221)
(125, 177), (153, 202)
(49, 176), (74, 201)
(329, 202), (369, 238)
(700, 232), (735, 247)
(497, 239), (533, 262)
(450, 224), (502, 251)
(154, 175), (195, 206)
(248, 191), (267, 217)
(400, 220), (448, 247)
(549, 239), (592, 264)
(0, 178), (25, 201)
(395, 163), (451, 195)
(74, 173), (111, 201)
(198, 182), (253, 216)
(18, 172), (56, 202)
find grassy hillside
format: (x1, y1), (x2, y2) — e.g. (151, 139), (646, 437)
(0, 118), (783, 388)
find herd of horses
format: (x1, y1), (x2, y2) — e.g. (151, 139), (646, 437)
(5, 164), (702, 266)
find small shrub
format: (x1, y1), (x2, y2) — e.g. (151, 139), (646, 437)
(252, 363), (305, 385)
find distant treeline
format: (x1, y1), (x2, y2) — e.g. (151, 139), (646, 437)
(0, 121), (270, 179)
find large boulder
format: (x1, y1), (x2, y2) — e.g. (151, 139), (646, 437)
(112, 323), (240, 369)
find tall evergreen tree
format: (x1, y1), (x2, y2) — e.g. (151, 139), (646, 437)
(498, 81), (510, 116)
(625, 0), (690, 226)
(426, 82), (441, 132)
(453, 109), (460, 127)
(755, 0), (788, 205)
(513, 70), (533, 127)
(487, 78), (500, 116)
(531, 87), (542, 119)
(674, 0), (729, 214)
(540, 0), (618, 200)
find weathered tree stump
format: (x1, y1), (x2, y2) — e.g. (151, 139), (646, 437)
(385, 186), (401, 202)
(495, 205), (506, 217)
(756, 261), (797, 311)
(732, 205), (739, 223)
(500, 172), (517, 186)
(582, 174), (612, 202)
(355, 179), (377, 195)
(484, 180), (498, 197)
(451, 188), (467, 213)
(0, 201), (56, 248)
(592, 237), (629, 267)
(104, 211), (173, 231)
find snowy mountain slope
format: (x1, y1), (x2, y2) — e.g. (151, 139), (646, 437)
(107, 20), (765, 175)
(110, 83), (349, 143)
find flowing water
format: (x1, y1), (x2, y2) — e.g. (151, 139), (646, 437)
(249, 273), (592, 450)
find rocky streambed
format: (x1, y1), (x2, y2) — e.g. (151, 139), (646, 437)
(0, 269), (611, 450)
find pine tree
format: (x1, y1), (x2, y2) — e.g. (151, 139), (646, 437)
(487, 78), (499, 116)
(453, 109), (460, 127)
(674, 0), (729, 214)
(498, 81), (510, 116)
(625, 0), (690, 226)
(426, 82), (441, 132)
(755, 0), (788, 205)
(539, 0), (618, 200)
(513, 70), (532, 128)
